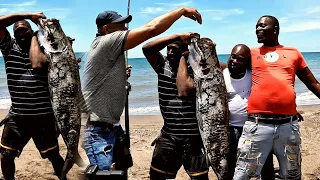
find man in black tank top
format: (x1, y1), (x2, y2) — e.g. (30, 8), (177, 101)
(142, 33), (208, 180)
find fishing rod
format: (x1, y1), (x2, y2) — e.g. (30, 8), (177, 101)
(124, 0), (131, 148)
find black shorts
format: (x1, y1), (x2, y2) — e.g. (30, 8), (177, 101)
(0, 113), (59, 158)
(150, 132), (209, 179)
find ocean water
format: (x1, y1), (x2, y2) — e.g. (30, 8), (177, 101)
(0, 52), (319, 115)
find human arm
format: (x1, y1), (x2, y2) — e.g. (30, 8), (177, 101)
(296, 67), (320, 99)
(0, 12), (46, 40)
(177, 55), (195, 97)
(142, 32), (199, 72)
(295, 51), (320, 98)
(29, 31), (48, 69)
(142, 34), (181, 71)
(296, 111), (304, 122)
(124, 7), (202, 51)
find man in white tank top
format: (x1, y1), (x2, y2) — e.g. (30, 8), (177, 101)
(221, 44), (275, 179)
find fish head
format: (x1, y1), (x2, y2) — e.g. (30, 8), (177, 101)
(37, 18), (68, 53)
(188, 37), (219, 80)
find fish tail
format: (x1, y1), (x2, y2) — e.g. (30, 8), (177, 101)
(60, 153), (75, 180)
(60, 129), (78, 179)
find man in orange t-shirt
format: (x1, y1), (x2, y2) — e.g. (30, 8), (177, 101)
(233, 15), (320, 180)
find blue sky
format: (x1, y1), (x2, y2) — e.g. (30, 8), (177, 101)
(1, 0), (320, 58)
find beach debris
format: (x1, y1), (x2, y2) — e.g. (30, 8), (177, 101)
(188, 37), (231, 180)
(37, 18), (84, 179)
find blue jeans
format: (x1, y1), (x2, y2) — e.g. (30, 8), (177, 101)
(229, 126), (275, 180)
(83, 124), (124, 170)
(233, 117), (301, 180)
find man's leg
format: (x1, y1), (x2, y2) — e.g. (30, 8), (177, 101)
(0, 115), (30, 180)
(274, 119), (301, 179)
(149, 132), (182, 180)
(1, 152), (16, 180)
(46, 148), (66, 178)
(182, 135), (209, 180)
(229, 126), (243, 178)
(32, 114), (65, 179)
(83, 125), (116, 170)
(261, 153), (275, 180)
(233, 120), (274, 180)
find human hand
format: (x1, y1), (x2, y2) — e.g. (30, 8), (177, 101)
(181, 8), (202, 24)
(29, 12), (46, 25)
(126, 65), (132, 78)
(179, 32), (200, 45)
(297, 112), (304, 122)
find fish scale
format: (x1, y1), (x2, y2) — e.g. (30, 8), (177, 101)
(37, 18), (85, 180)
(188, 37), (232, 180)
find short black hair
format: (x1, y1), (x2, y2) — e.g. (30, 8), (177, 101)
(261, 15), (280, 31)
(13, 20), (32, 31)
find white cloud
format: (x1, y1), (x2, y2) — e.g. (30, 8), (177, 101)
(281, 21), (320, 32)
(279, 6), (320, 33)
(140, 2), (244, 22)
(278, 17), (289, 23)
(306, 6), (320, 14)
(0, 8), (8, 14)
(140, 7), (166, 14)
(140, 1), (193, 15)
(200, 9), (244, 21)
(0, 0), (71, 20)
(154, 1), (192, 7)
(201, 9), (244, 15)
(0, 0), (36, 7)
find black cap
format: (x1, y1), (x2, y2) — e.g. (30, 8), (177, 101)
(67, 36), (75, 41)
(96, 11), (132, 28)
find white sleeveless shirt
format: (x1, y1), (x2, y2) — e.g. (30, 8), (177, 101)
(223, 68), (252, 127)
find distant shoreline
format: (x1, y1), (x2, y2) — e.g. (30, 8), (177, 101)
(0, 103), (318, 117)
(2, 51), (320, 58)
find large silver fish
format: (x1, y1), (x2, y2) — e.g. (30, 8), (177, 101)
(188, 37), (231, 180)
(37, 18), (84, 179)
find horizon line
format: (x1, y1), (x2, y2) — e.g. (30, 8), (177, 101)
(0, 51), (319, 58)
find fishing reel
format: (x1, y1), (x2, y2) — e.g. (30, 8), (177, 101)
(84, 164), (127, 180)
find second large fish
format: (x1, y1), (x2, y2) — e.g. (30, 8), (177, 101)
(188, 37), (231, 180)
(37, 18), (84, 180)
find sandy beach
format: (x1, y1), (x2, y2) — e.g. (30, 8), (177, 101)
(0, 105), (319, 180)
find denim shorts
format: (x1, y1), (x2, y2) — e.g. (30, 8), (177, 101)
(83, 124), (124, 170)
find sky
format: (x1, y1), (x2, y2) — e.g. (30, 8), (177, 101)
(0, 0), (320, 58)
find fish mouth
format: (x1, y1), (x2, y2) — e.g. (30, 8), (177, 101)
(188, 38), (210, 77)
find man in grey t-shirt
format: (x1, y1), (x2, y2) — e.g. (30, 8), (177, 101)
(82, 8), (202, 174)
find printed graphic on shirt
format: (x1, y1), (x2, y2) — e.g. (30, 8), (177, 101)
(264, 51), (279, 63)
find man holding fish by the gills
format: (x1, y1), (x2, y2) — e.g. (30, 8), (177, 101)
(142, 33), (209, 179)
(233, 15), (320, 179)
(0, 12), (66, 180)
(81, 7), (202, 178)
(177, 40), (275, 179)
